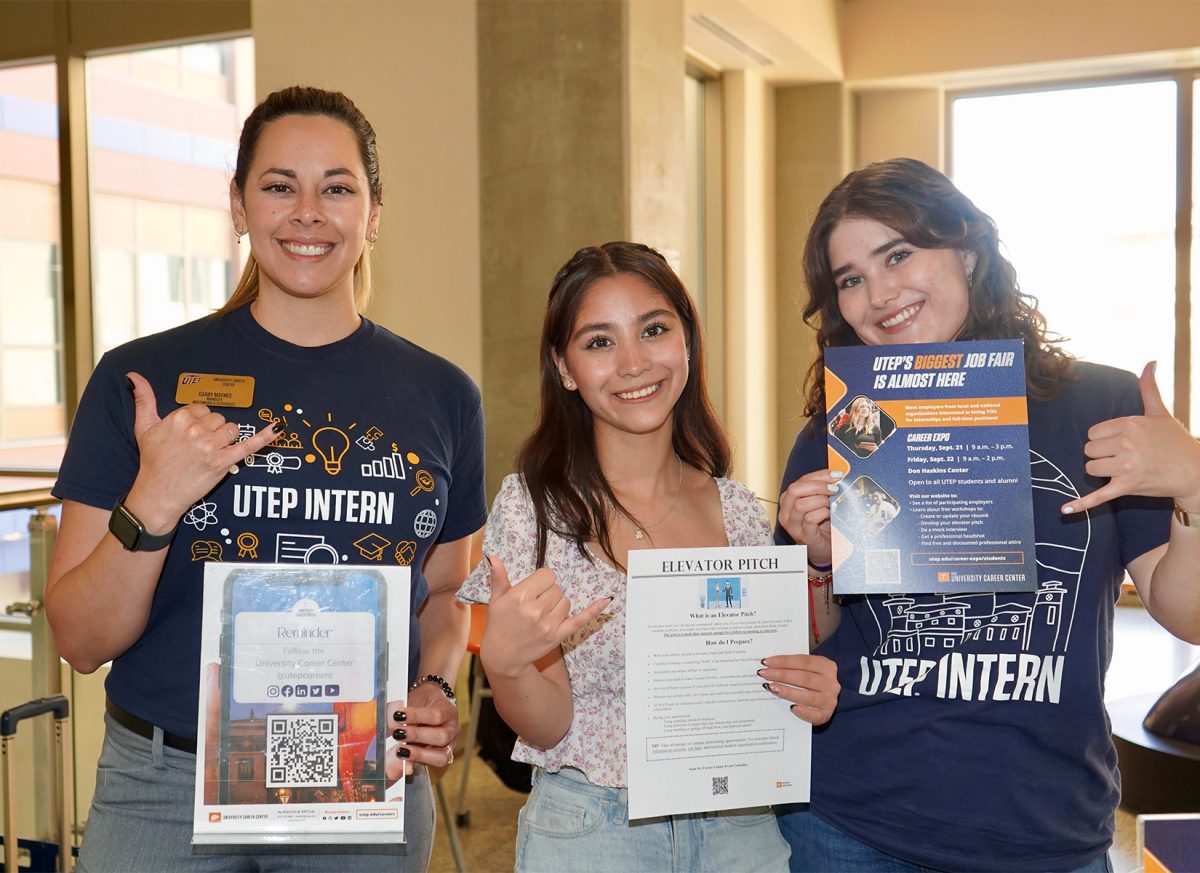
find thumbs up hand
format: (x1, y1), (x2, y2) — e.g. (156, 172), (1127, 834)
(1063, 362), (1200, 516)
(479, 554), (612, 681)
(124, 371), (280, 526)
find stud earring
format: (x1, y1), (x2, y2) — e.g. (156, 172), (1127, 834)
(563, 377), (575, 390)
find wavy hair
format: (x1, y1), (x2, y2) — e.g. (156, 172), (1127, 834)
(217, 86), (383, 316)
(518, 242), (730, 570)
(801, 158), (1072, 417)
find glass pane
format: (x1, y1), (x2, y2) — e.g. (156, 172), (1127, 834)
(87, 37), (254, 359)
(953, 81), (1177, 409)
(0, 62), (65, 477)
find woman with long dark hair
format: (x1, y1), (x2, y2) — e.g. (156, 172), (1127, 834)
(771, 157), (1200, 872)
(459, 242), (840, 872)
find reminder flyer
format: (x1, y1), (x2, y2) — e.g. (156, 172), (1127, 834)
(824, 340), (1036, 595)
(193, 563), (409, 849)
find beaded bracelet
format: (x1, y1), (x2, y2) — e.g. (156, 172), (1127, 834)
(411, 674), (456, 703)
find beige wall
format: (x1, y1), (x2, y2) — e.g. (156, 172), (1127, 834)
(857, 88), (943, 169)
(252, 0), (482, 383)
(773, 83), (850, 474)
(840, 0), (1200, 82)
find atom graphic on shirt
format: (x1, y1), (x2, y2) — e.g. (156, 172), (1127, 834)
(184, 500), (219, 531)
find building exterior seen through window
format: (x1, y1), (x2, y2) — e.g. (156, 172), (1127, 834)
(88, 38), (254, 360)
(0, 38), (253, 475)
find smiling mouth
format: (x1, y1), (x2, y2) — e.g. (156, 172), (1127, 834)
(879, 303), (922, 329)
(281, 241), (334, 256)
(616, 381), (662, 400)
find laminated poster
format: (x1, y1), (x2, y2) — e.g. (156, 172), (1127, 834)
(824, 340), (1036, 595)
(193, 563), (409, 848)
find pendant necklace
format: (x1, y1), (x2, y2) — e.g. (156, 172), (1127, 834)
(629, 454), (684, 541)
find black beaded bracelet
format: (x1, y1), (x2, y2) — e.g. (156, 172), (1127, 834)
(411, 673), (456, 703)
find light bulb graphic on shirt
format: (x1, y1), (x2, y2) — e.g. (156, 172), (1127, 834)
(312, 426), (350, 475)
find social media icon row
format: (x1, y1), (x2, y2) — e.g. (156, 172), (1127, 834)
(266, 684), (341, 698)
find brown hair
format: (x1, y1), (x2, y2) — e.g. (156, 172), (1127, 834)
(801, 158), (1072, 416)
(218, 86), (383, 315)
(518, 242), (731, 570)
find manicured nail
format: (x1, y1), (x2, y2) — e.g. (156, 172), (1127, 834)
(393, 710), (406, 723)
(762, 682), (776, 693)
(756, 668), (766, 678)
(393, 728), (406, 741)
(1061, 505), (1075, 515)
(759, 658), (768, 666)
(396, 747), (411, 759)
(830, 471), (844, 480)
(272, 420), (283, 433)
(827, 484), (839, 493)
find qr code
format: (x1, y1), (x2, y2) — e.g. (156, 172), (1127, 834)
(712, 776), (729, 796)
(865, 550), (901, 585)
(265, 714), (338, 788)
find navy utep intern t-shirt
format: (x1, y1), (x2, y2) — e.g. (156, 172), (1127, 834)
(54, 305), (487, 739)
(776, 362), (1170, 872)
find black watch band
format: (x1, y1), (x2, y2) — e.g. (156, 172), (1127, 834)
(108, 494), (177, 552)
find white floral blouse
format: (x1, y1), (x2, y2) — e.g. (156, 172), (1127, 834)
(457, 473), (772, 787)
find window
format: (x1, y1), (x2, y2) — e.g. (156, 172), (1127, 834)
(0, 62), (64, 450)
(952, 80), (1179, 409)
(951, 76), (1200, 695)
(87, 38), (253, 358)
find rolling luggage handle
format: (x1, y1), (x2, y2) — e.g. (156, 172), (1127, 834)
(1, 695), (72, 872)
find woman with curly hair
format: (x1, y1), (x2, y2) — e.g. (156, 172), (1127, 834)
(766, 158), (1200, 872)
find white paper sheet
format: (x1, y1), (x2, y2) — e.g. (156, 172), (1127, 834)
(624, 545), (811, 819)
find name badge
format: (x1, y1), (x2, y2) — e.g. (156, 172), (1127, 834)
(176, 373), (255, 408)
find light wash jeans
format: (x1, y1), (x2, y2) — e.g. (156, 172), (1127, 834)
(514, 766), (791, 873)
(776, 807), (1114, 873)
(77, 712), (434, 873)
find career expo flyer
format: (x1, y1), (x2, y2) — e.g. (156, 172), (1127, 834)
(824, 340), (1036, 595)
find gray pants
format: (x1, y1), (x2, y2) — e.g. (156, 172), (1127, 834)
(77, 713), (435, 873)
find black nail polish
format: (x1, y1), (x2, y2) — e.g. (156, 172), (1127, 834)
(392, 728), (406, 741)
(126, 377), (135, 394)
(762, 682), (774, 692)
(759, 658), (768, 667)
(396, 747), (411, 759)
(273, 420), (283, 433)
(393, 710), (406, 723)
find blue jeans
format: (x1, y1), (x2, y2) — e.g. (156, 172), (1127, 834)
(515, 766), (791, 873)
(777, 808), (1114, 873)
(77, 712), (434, 872)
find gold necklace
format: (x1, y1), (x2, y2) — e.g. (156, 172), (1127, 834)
(628, 454), (683, 541)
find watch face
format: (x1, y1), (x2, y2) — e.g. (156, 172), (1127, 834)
(109, 501), (145, 550)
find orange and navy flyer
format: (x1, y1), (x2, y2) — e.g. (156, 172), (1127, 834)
(824, 339), (1036, 595)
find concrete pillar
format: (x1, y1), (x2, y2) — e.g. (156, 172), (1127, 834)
(478, 0), (685, 497)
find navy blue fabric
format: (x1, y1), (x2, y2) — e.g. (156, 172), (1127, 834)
(54, 305), (486, 738)
(774, 362), (1170, 872)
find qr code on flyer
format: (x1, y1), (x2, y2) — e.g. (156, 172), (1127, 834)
(712, 776), (729, 796)
(265, 714), (338, 787)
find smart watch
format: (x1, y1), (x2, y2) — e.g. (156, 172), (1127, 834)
(108, 494), (177, 551)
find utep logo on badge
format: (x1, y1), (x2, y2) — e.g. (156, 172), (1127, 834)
(181, 374), (202, 385)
